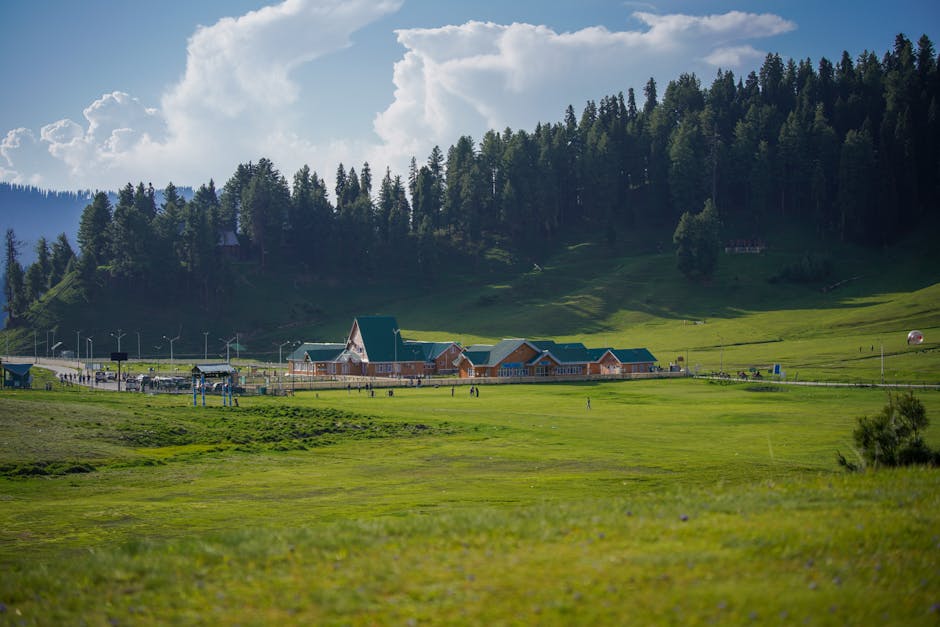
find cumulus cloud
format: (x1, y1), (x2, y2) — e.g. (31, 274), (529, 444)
(1, 0), (401, 190)
(373, 11), (795, 171)
(1, 128), (69, 187)
(0, 3), (794, 192)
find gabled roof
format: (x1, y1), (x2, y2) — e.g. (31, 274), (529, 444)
(611, 348), (657, 364)
(289, 342), (345, 362)
(458, 345), (494, 367)
(2, 363), (32, 377)
(192, 363), (237, 377)
(405, 340), (460, 362)
(351, 316), (423, 363)
(585, 347), (613, 361)
(459, 339), (538, 367)
(529, 340), (592, 364)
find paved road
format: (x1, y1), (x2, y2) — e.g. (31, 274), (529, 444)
(4, 357), (128, 392)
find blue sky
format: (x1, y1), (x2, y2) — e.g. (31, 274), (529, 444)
(1, 0), (937, 192)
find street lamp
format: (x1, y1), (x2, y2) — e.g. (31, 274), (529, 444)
(717, 333), (724, 374)
(221, 336), (237, 364)
(202, 331), (209, 361)
(278, 340), (296, 365)
(135, 331), (142, 361)
(86, 337), (94, 363)
(163, 333), (180, 367)
(111, 329), (126, 353)
(75, 330), (82, 362)
(393, 328), (401, 377)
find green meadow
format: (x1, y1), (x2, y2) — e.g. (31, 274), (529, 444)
(2, 380), (939, 625)
(3, 219), (940, 624)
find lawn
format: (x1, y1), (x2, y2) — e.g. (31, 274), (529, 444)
(2, 380), (939, 624)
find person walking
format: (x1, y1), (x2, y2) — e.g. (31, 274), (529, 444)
(586, 397), (591, 410)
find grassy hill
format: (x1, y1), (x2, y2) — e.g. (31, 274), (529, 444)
(4, 215), (939, 382)
(3, 217), (940, 623)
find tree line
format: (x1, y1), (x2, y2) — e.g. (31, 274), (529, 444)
(4, 32), (938, 322)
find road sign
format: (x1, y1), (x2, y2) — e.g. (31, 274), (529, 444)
(111, 352), (128, 362)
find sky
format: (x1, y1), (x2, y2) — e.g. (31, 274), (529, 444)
(0, 0), (937, 193)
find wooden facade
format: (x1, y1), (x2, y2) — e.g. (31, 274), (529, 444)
(288, 317), (657, 380)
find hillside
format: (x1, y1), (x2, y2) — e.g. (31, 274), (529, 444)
(3, 214), (939, 383)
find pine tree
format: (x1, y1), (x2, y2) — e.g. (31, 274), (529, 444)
(49, 233), (76, 286)
(77, 191), (113, 269)
(24, 237), (51, 303)
(3, 229), (26, 322)
(673, 198), (721, 280)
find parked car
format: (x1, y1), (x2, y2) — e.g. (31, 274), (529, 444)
(124, 379), (140, 391)
(94, 371), (107, 383)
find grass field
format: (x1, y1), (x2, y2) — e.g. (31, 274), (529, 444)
(2, 380), (939, 624)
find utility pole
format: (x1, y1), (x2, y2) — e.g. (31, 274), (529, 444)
(202, 331), (209, 361)
(135, 331), (141, 361)
(111, 329), (126, 353)
(76, 330), (81, 362)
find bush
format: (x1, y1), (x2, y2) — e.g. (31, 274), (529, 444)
(768, 253), (833, 284)
(840, 391), (938, 470)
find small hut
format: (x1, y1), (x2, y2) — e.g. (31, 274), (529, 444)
(2, 363), (33, 389)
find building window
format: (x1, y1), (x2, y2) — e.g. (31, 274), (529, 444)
(555, 366), (583, 375)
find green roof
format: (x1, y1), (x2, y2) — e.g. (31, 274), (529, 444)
(405, 341), (459, 362)
(459, 339), (533, 367)
(529, 340), (592, 364)
(290, 342), (345, 362)
(611, 348), (657, 364)
(353, 316), (422, 363)
(460, 340), (656, 368)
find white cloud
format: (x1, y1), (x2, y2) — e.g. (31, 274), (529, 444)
(705, 45), (767, 68)
(373, 11), (796, 174)
(0, 4), (794, 192)
(1, 0), (401, 190)
(1, 128), (68, 187)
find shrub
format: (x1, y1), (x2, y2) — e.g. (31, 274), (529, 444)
(768, 253), (833, 284)
(840, 391), (938, 470)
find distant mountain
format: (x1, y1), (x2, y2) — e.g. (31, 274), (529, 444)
(0, 183), (194, 265)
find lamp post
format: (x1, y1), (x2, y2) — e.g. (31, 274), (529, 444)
(75, 330), (81, 362)
(221, 336), (236, 364)
(86, 337), (93, 363)
(393, 328), (401, 378)
(202, 331), (209, 361)
(880, 342), (885, 385)
(135, 331), (141, 361)
(717, 333), (724, 374)
(111, 329), (126, 353)
(278, 340), (295, 365)
(163, 334), (180, 367)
